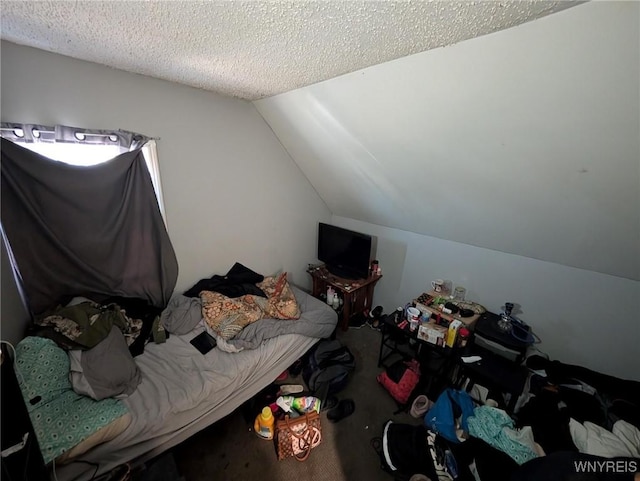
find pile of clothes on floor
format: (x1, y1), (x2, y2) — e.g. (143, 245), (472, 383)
(374, 356), (640, 481)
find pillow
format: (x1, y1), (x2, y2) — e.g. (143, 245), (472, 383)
(201, 291), (264, 340)
(68, 326), (142, 400)
(183, 262), (266, 298)
(258, 272), (301, 320)
(215, 262), (267, 298)
(225, 262), (264, 284)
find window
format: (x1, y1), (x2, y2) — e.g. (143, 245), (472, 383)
(16, 138), (123, 165)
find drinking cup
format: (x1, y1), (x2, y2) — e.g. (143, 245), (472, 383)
(453, 286), (466, 301)
(406, 307), (420, 322)
(431, 279), (444, 293)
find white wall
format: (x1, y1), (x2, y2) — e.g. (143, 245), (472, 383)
(256, 1), (640, 281)
(0, 41), (331, 333)
(333, 215), (640, 381)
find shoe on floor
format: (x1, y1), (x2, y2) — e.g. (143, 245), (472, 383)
(320, 395), (338, 412)
(367, 306), (384, 331)
(409, 395), (433, 418)
(369, 306), (384, 320)
(327, 399), (355, 423)
(278, 384), (304, 395)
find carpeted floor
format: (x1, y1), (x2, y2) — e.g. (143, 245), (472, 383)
(171, 325), (420, 481)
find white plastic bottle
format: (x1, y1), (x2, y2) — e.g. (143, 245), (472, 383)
(326, 287), (334, 305)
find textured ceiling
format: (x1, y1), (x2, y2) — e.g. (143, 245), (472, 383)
(1, 1), (579, 100)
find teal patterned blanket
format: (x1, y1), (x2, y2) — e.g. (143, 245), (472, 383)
(15, 337), (129, 464)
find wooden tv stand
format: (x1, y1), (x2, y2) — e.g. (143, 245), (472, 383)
(307, 265), (382, 331)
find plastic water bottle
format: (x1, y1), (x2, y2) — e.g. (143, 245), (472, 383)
(254, 406), (275, 440)
(326, 287), (335, 306)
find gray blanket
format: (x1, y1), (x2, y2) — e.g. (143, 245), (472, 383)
(161, 294), (203, 335)
(228, 286), (338, 349)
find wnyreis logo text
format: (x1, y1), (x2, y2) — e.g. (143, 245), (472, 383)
(574, 460), (638, 473)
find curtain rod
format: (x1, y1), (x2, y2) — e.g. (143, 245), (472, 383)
(1, 127), (159, 141)
(2, 127), (111, 136)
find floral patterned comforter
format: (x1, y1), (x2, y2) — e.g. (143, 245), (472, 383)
(201, 273), (301, 340)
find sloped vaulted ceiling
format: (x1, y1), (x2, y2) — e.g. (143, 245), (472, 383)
(255, 2), (640, 281)
(1, 1), (578, 100)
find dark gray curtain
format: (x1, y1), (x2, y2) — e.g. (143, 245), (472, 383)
(1, 138), (178, 314)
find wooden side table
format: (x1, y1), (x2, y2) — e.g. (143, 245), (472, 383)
(307, 265), (382, 331)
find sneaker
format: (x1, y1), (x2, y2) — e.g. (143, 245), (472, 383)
(367, 306), (384, 331)
(409, 395), (433, 418)
(278, 384), (304, 395)
(370, 306), (384, 320)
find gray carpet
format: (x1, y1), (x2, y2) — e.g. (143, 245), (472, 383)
(172, 326), (420, 481)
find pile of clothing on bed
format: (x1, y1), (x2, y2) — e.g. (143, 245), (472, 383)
(32, 296), (165, 401)
(171, 262), (302, 347)
(377, 356), (640, 481)
(166, 262), (335, 351)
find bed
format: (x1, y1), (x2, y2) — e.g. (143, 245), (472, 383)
(15, 285), (337, 481)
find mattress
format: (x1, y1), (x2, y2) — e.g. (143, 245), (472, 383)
(56, 289), (336, 481)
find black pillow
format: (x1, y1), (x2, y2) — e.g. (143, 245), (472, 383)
(224, 262), (264, 284)
(183, 262), (266, 298)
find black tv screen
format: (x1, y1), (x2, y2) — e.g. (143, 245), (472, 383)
(317, 223), (375, 279)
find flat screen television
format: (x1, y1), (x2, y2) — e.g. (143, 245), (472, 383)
(317, 223), (376, 279)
